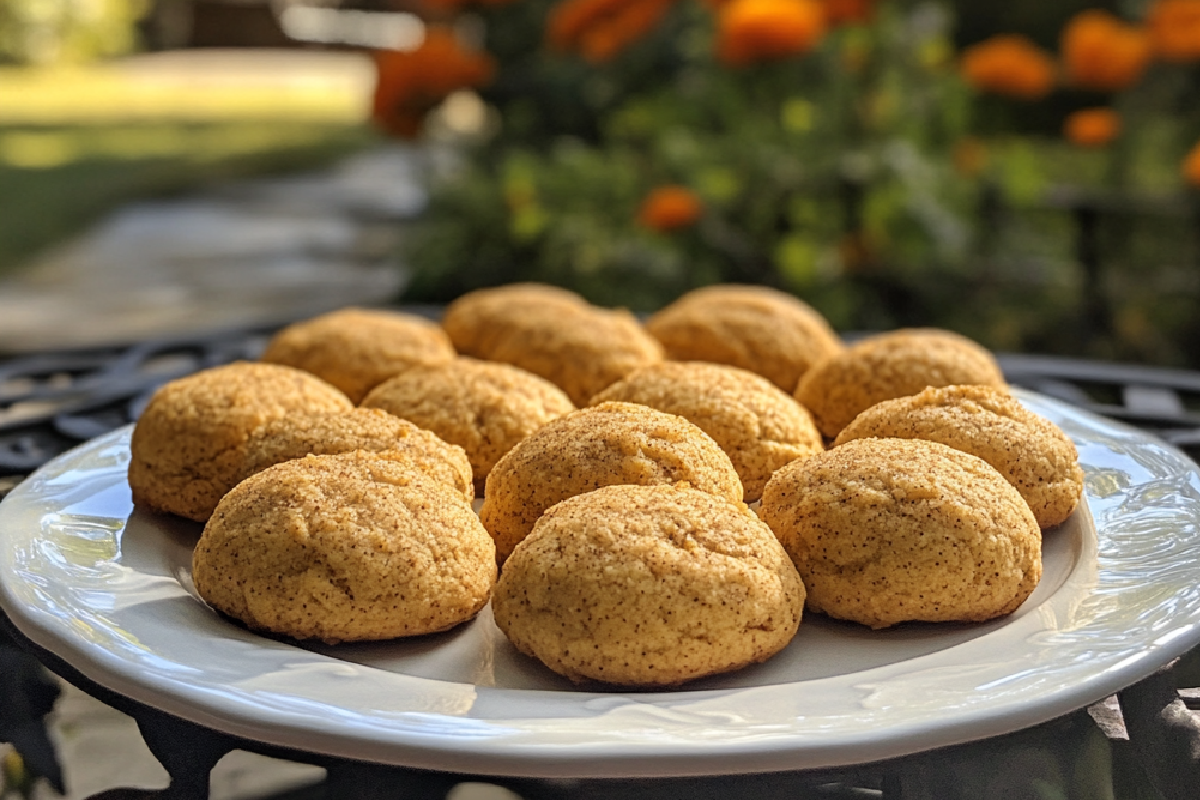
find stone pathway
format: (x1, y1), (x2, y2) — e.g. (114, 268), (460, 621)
(0, 144), (423, 353)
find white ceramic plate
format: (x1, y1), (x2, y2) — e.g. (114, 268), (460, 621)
(3, 390), (1200, 778)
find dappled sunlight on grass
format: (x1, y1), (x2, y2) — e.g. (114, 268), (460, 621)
(0, 50), (380, 273)
(0, 121), (372, 169)
(0, 50), (374, 125)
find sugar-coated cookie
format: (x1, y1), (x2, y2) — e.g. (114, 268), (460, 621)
(591, 361), (823, 501)
(260, 307), (454, 403)
(794, 328), (1007, 438)
(362, 359), (574, 492)
(760, 437), (1041, 629)
(492, 484), (804, 686)
(483, 306), (663, 406)
(480, 402), (743, 565)
(128, 362), (352, 522)
(238, 408), (474, 501)
(835, 385), (1083, 528)
(441, 283), (589, 357)
(646, 285), (843, 392)
(193, 452), (496, 643)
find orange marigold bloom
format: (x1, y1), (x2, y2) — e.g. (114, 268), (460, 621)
(1064, 108), (1121, 147)
(1148, 0), (1200, 61)
(549, 0), (676, 61)
(638, 186), (703, 231)
(1184, 141), (1200, 186)
(821, 0), (875, 25)
(371, 27), (495, 139)
(960, 35), (1057, 99)
(1062, 10), (1150, 91)
(717, 0), (826, 66)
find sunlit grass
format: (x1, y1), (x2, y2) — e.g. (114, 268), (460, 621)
(0, 51), (380, 275)
(0, 51), (373, 124)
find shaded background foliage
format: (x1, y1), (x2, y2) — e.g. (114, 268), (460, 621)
(381, 0), (1200, 369)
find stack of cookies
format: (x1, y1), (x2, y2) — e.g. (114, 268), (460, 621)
(127, 284), (1084, 686)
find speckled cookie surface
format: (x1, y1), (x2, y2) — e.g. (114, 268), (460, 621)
(759, 437), (1041, 629)
(794, 329), (1008, 438)
(592, 362), (824, 501)
(238, 407), (474, 501)
(128, 362), (352, 522)
(193, 452), (496, 643)
(260, 307), (455, 403)
(492, 484), (804, 686)
(834, 385), (1083, 529)
(442, 283), (590, 357)
(646, 285), (843, 392)
(483, 306), (664, 406)
(480, 402), (743, 565)
(361, 359), (574, 491)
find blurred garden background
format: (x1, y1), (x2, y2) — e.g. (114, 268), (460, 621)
(2, 0), (1199, 367)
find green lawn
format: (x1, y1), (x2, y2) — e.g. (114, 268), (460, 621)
(0, 56), (378, 275)
(0, 120), (375, 274)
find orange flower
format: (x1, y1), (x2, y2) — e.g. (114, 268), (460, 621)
(717, 0), (826, 66)
(1064, 108), (1121, 147)
(371, 27), (495, 138)
(1061, 10), (1150, 91)
(1148, 0), (1200, 61)
(821, 0), (875, 25)
(960, 35), (1056, 99)
(1185, 141), (1200, 186)
(638, 186), (703, 231)
(549, 0), (676, 61)
(550, 0), (628, 48)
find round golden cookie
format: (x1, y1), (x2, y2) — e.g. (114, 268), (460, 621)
(834, 385), (1084, 529)
(260, 307), (455, 403)
(760, 437), (1042, 630)
(193, 452), (496, 644)
(128, 362), (352, 522)
(591, 361), (824, 502)
(480, 402), (743, 565)
(646, 285), (843, 392)
(237, 408), (474, 501)
(794, 328), (1008, 439)
(361, 359), (574, 492)
(492, 484), (804, 686)
(442, 283), (590, 357)
(483, 306), (663, 406)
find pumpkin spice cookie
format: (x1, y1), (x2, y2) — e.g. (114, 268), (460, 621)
(479, 402), (743, 565)
(361, 359), (574, 492)
(646, 284), (843, 392)
(237, 408), (474, 501)
(128, 362), (352, 522)
(193, 452), (496, 644)
(483, 306), (663, 406)
(441, 283), (590, 357)
(760, 437), (1042, 630)
(591, 361), (824, 501)
(492, 484), (804, 687)
(794, 328), (1008, 439)
(834, 385), (1084, 529)
(260, 307), (455, 403)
